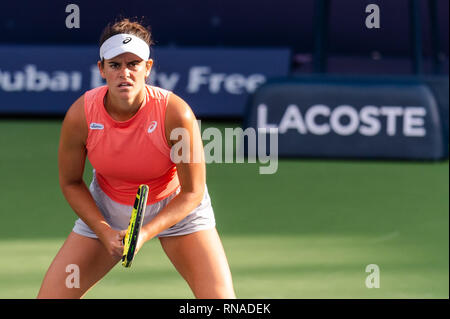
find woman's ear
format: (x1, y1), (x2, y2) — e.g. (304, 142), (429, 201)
(146, 59), (153, 77)
(97, 60), (106, 79)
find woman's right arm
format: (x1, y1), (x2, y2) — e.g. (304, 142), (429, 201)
(58, 96), (124, 257)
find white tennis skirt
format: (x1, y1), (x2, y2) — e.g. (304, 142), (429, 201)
(72, 172), (216, 238)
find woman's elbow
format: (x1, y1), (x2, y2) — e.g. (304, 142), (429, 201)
(182, 187), (205, 207)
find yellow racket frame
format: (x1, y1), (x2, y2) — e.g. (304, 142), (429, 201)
(122, 184), (149, 268)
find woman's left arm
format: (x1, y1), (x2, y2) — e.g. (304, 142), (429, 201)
(140, 93), (206, 243)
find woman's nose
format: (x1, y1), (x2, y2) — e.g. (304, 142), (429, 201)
(119, 65), (130, 78)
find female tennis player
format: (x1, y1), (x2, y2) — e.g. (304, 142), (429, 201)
(37, 18), (235, 299)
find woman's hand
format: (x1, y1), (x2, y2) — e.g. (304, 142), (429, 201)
(98, 228), (126, 258)
(135, 229), (150, 255)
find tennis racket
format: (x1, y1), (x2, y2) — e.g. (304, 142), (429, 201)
(122, 184), (149, 268)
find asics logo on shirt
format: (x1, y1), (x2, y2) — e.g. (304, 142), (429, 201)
(148, 121), (158, 133)
(90, 123), (104, 130)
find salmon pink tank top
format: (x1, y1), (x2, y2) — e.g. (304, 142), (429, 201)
(84, 84), (179, 206)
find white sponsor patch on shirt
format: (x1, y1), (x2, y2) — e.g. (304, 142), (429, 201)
(89, 123), (104, 130)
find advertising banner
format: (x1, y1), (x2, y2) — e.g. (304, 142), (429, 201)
(244, 76), (447, 160)
(0, 45), (290, 117)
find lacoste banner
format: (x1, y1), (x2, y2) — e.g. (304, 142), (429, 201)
(0, 45), (290, 117)
(244, 76), (446, 160)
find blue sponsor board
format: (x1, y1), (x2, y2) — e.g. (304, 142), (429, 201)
(244, 76), (447, 160)
(0, 45), (290, 117)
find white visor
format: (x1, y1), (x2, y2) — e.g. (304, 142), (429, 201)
(100, 34), (150, 61)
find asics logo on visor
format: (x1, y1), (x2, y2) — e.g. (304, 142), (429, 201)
(122, 37), (132, 44)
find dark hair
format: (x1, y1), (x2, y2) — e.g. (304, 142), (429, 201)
(99, 17), (153, 58)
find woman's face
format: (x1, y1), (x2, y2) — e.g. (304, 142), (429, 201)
(98, 52), (153, 100)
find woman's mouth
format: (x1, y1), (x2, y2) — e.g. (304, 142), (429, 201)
(118, 82), (133, 88)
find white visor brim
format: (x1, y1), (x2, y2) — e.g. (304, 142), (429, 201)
(100, 34), (150, 61)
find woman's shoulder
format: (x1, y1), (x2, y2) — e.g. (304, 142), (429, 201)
(145, 84), (172, 100)
(64, 85), (108, 142)
(84, 85), (108, 103)
(63, 93), (88, 140)
(165, 90), (195, 129)
(64, 93), (86, 129)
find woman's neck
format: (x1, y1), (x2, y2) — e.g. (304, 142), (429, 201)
(104, 89), (146, 121)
